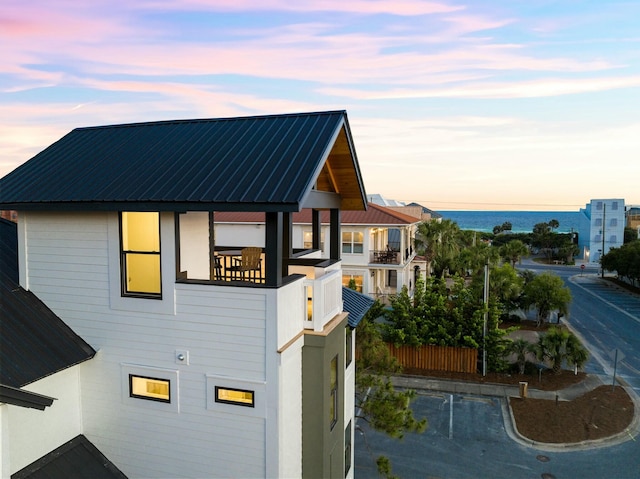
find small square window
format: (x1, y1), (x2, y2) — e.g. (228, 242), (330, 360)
(129, 375), (170, 403)
(215, 386), (255, 408)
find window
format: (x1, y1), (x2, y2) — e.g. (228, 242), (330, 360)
(215, 386), (255, 408)
(595, 218), (602, 227)
(129, 375), (170, 403)
(612, 201), (619, 210)
(342, 232), (363, 254)
(330, 355), (338, 429)
(610, 218), (618, 227)
(120, 212), (161, 297)
(345, 421), (352, 477)
(596, 201), (603, 210)
(303, 230), (325, 251)
(610, 235), (617, 243)
(387, 270), (397, 288)
(342, 274), (363, 293)
(346, 328), (353, 367)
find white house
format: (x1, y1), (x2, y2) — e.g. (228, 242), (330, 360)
(214, 203), (422, 304)
(0, 111), (371, 479)
(578, 199), (626, 263)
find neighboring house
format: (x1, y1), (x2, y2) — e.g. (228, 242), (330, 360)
(0, 218), (125, 479)
(627, 206), (640, 239)
(0, 111), (371, 479)
(215, 203), (421, 304)
(578, 199), (626, 263)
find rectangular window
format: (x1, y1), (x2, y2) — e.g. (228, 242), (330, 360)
(387, 270), (398, 288)
(129, 375), (170, 403)
(342, 274), (363, 293)
(215, 386), (255, 408)
(345, 421), (352, 477)
(120, 212), (161, 297)
(341, 232), (363, 254)
(612, 201), (619, 210)
(330, 355), (338, 429)
(303, 230), (325, 251)
(610, 218), (618, 227)
(610, 235), (617, 243)
(595, 218), (602, 226)
(596, 201), (603, 210)
(346, 328), (353, 367)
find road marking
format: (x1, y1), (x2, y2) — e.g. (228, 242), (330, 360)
(569, 276), (640, 324)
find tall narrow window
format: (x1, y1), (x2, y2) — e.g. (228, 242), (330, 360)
(345, 421), (352, 477)
(330, 355), (338, 429)
(120, 212), (161, 297)
(346, 328), (353, 367)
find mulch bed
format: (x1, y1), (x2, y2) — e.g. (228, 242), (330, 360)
(510, 385), (634, 443)
(405, 368), (635, 444)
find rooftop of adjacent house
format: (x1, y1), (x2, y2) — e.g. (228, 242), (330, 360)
(0, 218), (96, 390)
(12, 435), (128, 479)
(342, 287), (376, 328)
(215, 202), (420, 226)
(0, 111), (366, 213)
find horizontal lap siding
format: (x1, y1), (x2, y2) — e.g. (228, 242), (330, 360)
(24, 212), (270, 478)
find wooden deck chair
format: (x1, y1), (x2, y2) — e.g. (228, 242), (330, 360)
(228, 247), (263, 282)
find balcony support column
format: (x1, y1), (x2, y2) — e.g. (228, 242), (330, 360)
(265, 212), (283, 287)
(312, 209), (321, 251)
(329, 208), (341, 261)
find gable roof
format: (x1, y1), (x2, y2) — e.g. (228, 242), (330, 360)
(215, 203), (419, 226)
(0, 111), (367, 213)
(0, 219), (95, 388)
(12, 435), (128, 479)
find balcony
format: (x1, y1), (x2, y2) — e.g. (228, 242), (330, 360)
(370, 249), (399, 265)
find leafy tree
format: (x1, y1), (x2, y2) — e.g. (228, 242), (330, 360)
(521, 272), (571, 326)
(625, 227), (638, 244)
(601, 240), (640, 286)
(493, 221), (513, 235)
(534, 326), (588, 374)
(348, 277), (358, 291)
(355, 301), (427, 477)
(500, 239), (529, 267)
(548, 219), (559, 231)
(383, 277), (509, 372)
(507, 338), (535, 374)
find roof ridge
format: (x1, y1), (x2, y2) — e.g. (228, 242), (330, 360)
(367, 203), (421, 223)
(77, 110), (347, 131)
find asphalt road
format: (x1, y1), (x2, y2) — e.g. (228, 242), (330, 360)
(354, 261), (640, 478)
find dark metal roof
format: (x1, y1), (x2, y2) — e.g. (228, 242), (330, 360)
(342, 287), (375, 328)
(0, 219), (96, 388)
(12, 435), (128, 479)
(0, 111), (367, 212)
(0, 384), (55, 410)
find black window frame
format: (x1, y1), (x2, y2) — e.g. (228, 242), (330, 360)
(215, 386), (255, 408)
(129, 374), (171, 403)
(119, 212), (162, 299)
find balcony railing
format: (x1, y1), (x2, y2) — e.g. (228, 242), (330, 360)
(370, 250), (399, 264)
(303, 269), (343, 332)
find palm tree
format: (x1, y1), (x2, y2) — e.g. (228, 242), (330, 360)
(500, 240), (529, 267)
(414, 219), (461, 277)
(508, 338), (535, 374)
(535, 327), (588, 374)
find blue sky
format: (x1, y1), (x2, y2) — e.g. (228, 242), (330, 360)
(2, 0), (639, 210)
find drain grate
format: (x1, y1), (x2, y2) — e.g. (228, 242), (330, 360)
(536, 455), (550, 463)
(541, 473), (556, 479)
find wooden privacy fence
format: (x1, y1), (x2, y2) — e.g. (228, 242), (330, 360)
(386, 343), (477, 373)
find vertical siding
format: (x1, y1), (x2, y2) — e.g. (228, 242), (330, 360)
(22, 212), (279, 478)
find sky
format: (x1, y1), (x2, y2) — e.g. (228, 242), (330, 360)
(2, 1), (639, 211)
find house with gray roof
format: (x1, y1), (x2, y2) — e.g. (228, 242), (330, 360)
(0, 111), (371, 478)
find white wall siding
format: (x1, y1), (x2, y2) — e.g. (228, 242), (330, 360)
(278, 337), (303, 479)
(8, 367), (83, 474)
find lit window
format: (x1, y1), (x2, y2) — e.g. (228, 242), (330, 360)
(342, 232), (363, 254)
(342, 274), (363, 293)
(303, 230), (325, 251)
(330, 355), (338, 429)
(120, 212), (161, 297)
(215, 386), (255, 408)
(129, 375), (170, 403)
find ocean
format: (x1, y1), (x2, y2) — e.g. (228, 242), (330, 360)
(437, 211), (580, 234)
